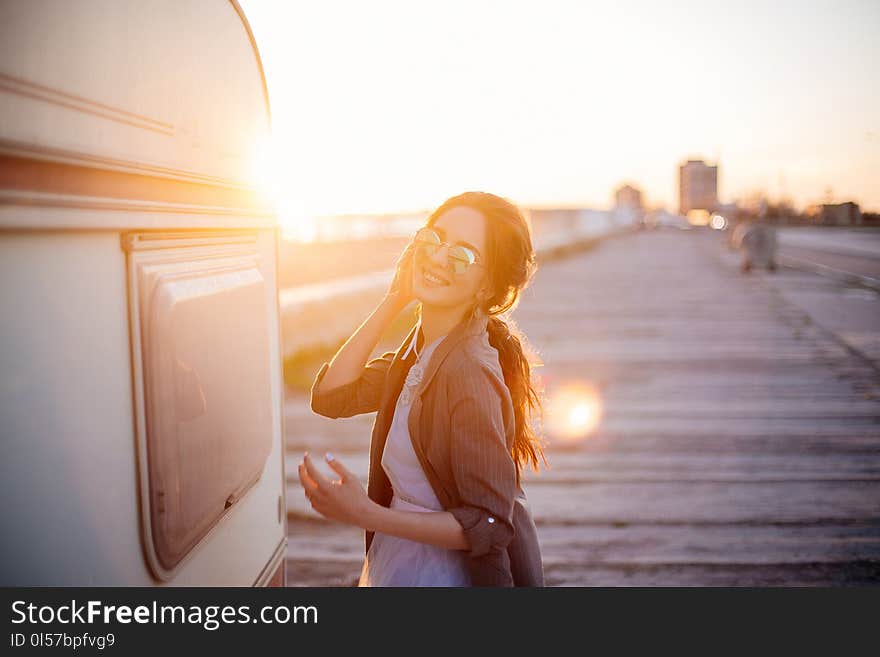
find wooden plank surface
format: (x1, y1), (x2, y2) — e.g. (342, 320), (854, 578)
(284, 228), (880, 586)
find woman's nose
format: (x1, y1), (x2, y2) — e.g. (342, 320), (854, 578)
(428, 243), (451, 269)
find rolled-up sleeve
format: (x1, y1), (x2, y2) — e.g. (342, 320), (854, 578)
(447, 364), (517, 559)
(309, 351), (396, 418)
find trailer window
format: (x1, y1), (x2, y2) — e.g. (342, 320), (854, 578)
(129, 238), (275, 574)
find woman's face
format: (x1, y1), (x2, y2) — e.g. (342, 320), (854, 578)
(411, 206), (490, 312)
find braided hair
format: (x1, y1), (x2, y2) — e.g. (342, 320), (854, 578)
(425, 192), (546, 482)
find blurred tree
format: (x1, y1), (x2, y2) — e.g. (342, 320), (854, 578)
(735, 189), (806, 225)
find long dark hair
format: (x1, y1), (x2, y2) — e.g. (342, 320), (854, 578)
(425, 191), (546, 480)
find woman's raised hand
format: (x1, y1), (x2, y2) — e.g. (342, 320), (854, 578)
(384, 239), (417, 312)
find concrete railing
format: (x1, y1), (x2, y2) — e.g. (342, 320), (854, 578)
(279, 213), (633, 357)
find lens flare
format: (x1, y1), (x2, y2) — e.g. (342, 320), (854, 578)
(545, 382), (603, 445)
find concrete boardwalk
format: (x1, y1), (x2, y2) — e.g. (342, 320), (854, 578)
(284, 229), (880, 586)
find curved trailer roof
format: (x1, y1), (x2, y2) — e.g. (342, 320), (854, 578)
(0, 0), (275, 229)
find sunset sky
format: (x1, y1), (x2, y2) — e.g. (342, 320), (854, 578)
(241, 0), (879, 221)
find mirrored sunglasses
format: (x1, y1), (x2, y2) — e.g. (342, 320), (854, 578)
(413, 227), (481, 275)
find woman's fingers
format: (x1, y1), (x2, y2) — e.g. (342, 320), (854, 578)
(324, 452), (355, 482)
(302, 452), (331, 489)
(298, 458), (316, 487)
(402, 241), (416, 292)
(389, 240), (416, 304)
(300, 452), (367, 524)
(299, 461), (330, 518)
(299, 454), (327, 499)
(298, 463), (318, 499)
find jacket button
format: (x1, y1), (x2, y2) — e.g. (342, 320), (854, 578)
(487, 517), (495, 524)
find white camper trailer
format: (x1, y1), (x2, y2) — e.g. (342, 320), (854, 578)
(0, 1), (287, 586)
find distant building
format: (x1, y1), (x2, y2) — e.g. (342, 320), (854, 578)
(679, 159), (718, 215)
(817, 202), (862, 226)
(614, 184), (643, 212)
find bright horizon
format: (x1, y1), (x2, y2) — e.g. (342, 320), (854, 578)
(241, 0), (879, 223)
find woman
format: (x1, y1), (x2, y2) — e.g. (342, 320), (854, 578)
(300, 191), (545, 586)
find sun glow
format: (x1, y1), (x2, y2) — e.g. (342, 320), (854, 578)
(545, 382), (603, 445)
(248, 135), (279, 204)
(247, 135), (324, 241)
(240, 1), (880, 226)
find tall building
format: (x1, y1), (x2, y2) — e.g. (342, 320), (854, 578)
(679, 159), (718, 215)
(614, 184), (643, 212)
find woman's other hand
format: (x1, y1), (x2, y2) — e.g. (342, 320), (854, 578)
(298, 452), (374, 528)
(383, 240), (416, 312)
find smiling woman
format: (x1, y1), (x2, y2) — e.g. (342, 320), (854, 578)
(304, 191), (546, 587)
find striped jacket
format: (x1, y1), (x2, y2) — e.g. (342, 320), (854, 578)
(309, 308), (544, 586)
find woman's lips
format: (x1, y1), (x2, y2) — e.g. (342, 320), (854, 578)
(421, 265), (450, 287)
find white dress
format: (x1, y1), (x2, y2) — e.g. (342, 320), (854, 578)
(358, 332), (471, 587)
